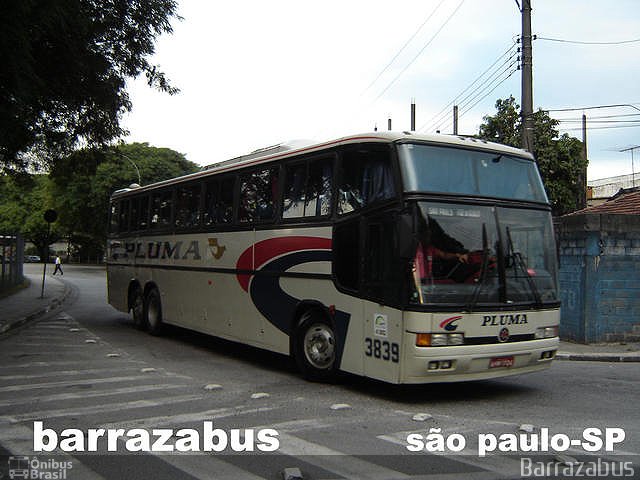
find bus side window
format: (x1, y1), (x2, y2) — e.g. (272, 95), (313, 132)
(219, 177), (235, 223)
(306, 158), (332, 217)
(138, 195), (149, 230)
(175, 184), (201, 229)
(150, 189), (173, 229)
(339, 148), (394, 215)
(130, 197), (140, 231)
(109, 201), (119, 234)
(283, 163), (306, 219)
(239, 167), (278, 223)
(204, 180), (219, 226)
(118, 199), (130, 233)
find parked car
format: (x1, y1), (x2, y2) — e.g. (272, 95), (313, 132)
(25, 255), (41, 263)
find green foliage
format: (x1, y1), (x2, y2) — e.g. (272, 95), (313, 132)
(49, 143), (198, 261)
(0, 0), (180, 173)
(477, 96), (587, 215)
(0, 175), (61, 258)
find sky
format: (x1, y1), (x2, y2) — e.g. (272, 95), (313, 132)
(122, 0), (640, 182)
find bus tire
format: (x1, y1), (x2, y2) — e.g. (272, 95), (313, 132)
(130, 286), (146, 330)
(294, 309), (337, 382)
(144, 288), (164, 336)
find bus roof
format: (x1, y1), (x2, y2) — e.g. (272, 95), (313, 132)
(111, 132), (534, 198)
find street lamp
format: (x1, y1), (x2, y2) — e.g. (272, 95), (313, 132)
(119, 152), (142, 186)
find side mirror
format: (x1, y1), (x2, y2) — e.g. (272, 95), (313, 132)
(398, 213), (417, 260)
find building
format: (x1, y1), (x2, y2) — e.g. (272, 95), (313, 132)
(587, 173), (640, 207)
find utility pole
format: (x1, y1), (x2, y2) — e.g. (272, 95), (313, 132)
(453, 105), (459, 135)
(410, 100), (416, 131)
(578, 113), (588, 209)
(520, 0), (534, 152)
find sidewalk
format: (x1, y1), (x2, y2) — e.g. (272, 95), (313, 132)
(0, 272), (69, 335)
(556, 340), (640, 362)
(0, 275), (639, 362)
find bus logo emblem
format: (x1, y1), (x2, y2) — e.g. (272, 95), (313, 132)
(498, 327), (510, 343)
(439, 316), (462, 331)
(208, 238), (226, 260)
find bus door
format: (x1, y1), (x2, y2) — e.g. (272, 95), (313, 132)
(361, 212), (403, 383)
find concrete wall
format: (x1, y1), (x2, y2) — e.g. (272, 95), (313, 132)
(558, 214), (640, 343)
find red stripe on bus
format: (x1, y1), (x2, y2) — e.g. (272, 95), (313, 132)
(236, 236), (332, 291)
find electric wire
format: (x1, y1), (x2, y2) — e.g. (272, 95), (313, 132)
(421, 42), (518, 132)
(363, 0), (448, 94)
(437, 65), (518, 132)
(374, 0), (466, 101)
(537, 36), (640, 45)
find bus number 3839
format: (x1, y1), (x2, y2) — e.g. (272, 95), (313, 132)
(365, 338), (400, 363)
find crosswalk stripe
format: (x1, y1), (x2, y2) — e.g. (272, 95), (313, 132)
(0, 359), (145, 370)
(5, 394), (207, 422)
(0, 375), (152, 393)
(275, 432), (412, 480)
(0, 366), (142, 381)
(99, 405), (281, 431)
(150, 452), (267, 480)
(0, 383), (188, 408)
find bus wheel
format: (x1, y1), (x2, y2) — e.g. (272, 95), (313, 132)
(294, 310), (337, 382)
(130, 287), (146, 330)
(145, 288), (164, 336)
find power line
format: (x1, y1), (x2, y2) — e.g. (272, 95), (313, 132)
(559, 124), (640, 131)
(546, 104), (640, 113)
(558, 119), (640, 124)
(363, 0), (447, 94)
(460, 66), (519, 117)
(374, 0), (466, 101)
(537, 36), (640, 45)
(553, 113), (640, 121)
(437, 65), (518, 132)
(420, 41), (518, 131)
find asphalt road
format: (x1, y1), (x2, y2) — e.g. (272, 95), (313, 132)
(1, 264), (638, 479)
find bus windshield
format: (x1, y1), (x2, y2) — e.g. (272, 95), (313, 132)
(410, 202), (558, 307)
(398, 143), (548, 203)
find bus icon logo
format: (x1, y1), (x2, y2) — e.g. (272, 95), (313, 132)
(8, 456), (29, 479)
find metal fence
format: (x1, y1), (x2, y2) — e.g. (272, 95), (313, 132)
(0, 234), (24, 292)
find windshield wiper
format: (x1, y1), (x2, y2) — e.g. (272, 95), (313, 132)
(505, 226), (542, 307)
(466, 223), (490, 312)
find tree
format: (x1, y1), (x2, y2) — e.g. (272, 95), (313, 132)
(48, 143), (198, 261)
(478, 96), (587, 216)
(0, 175), (61, 259)
(0, 0), (180, 173)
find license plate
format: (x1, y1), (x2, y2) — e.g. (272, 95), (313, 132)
(489, 356), (514, 368)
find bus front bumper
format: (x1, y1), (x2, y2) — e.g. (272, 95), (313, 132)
(400, 337), (559, 384)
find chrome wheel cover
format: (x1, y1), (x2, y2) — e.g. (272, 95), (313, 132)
(303, 323), (335, 370)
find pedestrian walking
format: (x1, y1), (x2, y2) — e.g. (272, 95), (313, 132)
(53, 256), (64, 275)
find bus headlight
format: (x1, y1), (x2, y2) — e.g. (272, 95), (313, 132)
(415, 333), (465, 347)
(431, 334), (448, 346)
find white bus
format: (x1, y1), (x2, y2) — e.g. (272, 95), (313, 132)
(107, 132), (560, 384)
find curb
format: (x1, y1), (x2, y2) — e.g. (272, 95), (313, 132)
(555, 352), (640, 363)
(0, 278), (71, 335)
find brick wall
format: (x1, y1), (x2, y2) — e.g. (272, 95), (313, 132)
(558, 214), (640, 343)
